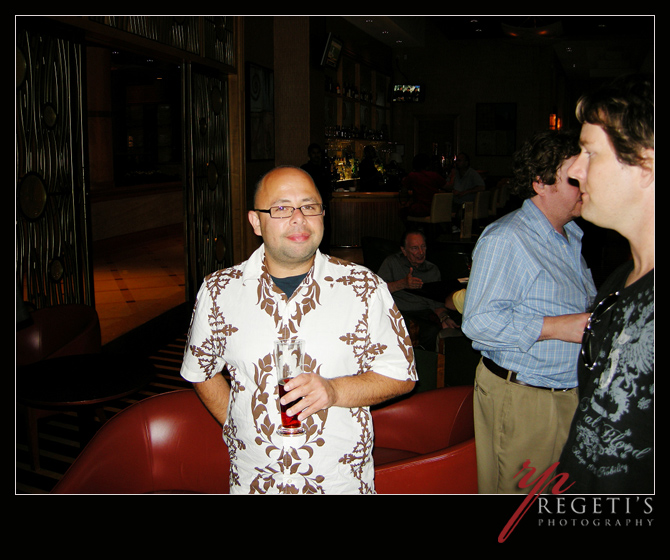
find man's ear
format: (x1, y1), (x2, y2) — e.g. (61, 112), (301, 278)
(638, 148), (655, 189)
(248, 210), (262, 237)
(532, 178), (545, 197)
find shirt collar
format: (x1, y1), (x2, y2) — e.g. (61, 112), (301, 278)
(242, 244), (322, 285)
(523, 198), (583, 244)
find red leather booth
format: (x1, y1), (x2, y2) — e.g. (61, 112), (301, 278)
(372, 385), (477, 494)
(51, 389), (230, 494)
(52, 386), (476, 494)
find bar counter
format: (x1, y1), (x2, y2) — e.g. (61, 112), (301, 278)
(329, 185), (406, 247)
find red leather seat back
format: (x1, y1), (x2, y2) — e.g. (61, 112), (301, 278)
(371, 386), (478, 494)
(51, 390), (230, 494)
(53, 386), (475, 494)
(374, 439), (477, 494)
(372, 385), (474, 455)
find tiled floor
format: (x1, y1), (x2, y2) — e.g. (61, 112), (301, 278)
(93, 227), (364, 346)
(93, 227), (187, 346)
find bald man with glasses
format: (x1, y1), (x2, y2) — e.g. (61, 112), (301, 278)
(180, 165), (416, 494)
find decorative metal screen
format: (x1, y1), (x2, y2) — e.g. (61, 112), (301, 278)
(183, 65), (233, 299)
(16, 26), (91, 309)
(16, 17), (236, 309)
(88, 16), (236, 67)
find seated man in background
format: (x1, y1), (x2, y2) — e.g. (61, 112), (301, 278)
(378, 229), (461, 350)
(447, 152), (485, 204)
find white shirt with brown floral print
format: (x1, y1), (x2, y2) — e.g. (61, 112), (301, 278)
(181, 246), (417, 494)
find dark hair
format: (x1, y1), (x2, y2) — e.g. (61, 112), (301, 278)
(400, 228), (426, 247)
(511, 129), (580, 199)
(575, 73), (653, 168)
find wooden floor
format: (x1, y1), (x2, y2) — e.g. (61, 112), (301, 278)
(92, 226), (364, 346)
(93, 226), (187, 346)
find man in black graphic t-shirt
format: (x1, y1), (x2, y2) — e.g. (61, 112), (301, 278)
(559, 74), (654, 493)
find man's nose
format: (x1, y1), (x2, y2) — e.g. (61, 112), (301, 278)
(290, 207), (307, 222)
(568, 155), (585, 181)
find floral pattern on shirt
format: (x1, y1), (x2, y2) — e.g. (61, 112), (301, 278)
(181, 248), (416, 494)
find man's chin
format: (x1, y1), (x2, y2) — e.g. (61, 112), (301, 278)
(280, 241), (320, 261)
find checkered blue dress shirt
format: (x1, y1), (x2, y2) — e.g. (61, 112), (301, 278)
(462, 199), (596, 388)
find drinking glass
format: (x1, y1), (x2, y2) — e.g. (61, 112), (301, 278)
(273, 339), (306, 436)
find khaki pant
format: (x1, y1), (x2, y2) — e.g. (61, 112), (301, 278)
(473, 358), (578, 494)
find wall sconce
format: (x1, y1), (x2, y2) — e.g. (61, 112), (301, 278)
(549, 114), (557, 130)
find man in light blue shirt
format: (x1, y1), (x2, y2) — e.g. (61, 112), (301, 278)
(462, 130), (596, 494)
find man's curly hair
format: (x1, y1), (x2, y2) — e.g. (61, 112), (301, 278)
(510, 129), (580, 200)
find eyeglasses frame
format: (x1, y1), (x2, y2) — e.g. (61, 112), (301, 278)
(254, 204), (326, 219)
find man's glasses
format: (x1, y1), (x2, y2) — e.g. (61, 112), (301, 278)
(254, 204), (325, 219)
(581, 291), (619, 370)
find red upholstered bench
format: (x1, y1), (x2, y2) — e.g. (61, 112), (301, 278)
(52, 386), (477, 494)
(371, 385), (477, 494)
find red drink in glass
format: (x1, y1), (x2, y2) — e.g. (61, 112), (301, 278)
(274, 339), (306, 436)
(278, 378), (302, 431)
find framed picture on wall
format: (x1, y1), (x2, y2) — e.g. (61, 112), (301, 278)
(247, 63), (274, 160)
(476, 103), (516, 156)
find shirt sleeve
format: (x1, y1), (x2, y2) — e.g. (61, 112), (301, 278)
(366, 280), (418, 382)
(462, 235), (543, 353)
(180, 279), (227, 382)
